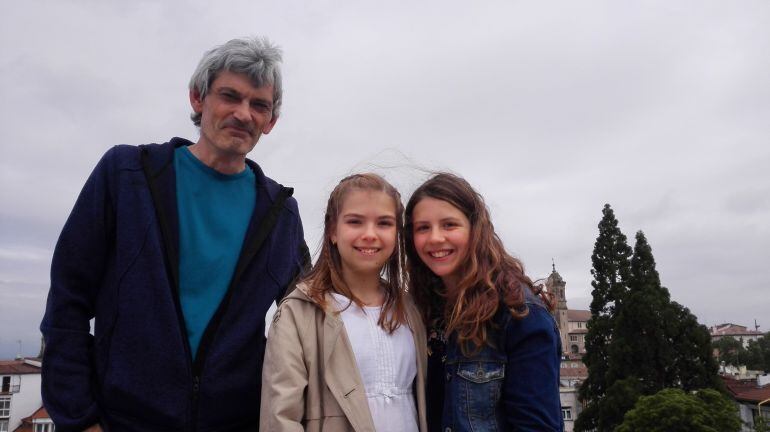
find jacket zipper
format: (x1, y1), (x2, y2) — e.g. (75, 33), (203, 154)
(143, 144), (295, 432)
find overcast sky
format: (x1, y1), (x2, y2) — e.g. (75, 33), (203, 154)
(1, 1), (768, 359)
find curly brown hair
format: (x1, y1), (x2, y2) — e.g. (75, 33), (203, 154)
(405, 172), (554, 353)
(303, 173), (408, 333)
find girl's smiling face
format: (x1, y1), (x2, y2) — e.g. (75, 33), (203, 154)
(331, 189), (398, 279)
(411, 197), (471, 288)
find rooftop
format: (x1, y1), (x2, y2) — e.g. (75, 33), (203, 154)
(0, 359), (41, 375)
(567, 310), (591, 322)
(710, 323), (763, 337)
(722, 375), (770, 404)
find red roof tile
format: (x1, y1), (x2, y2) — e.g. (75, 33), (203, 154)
(0, 359), (41, 375)
(722, 376), (770, 403)
(710, 324), (764, 337)
(567, 310), (590, 322)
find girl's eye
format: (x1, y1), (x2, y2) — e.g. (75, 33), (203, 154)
(346, 219), (362, 225)
(414, 225), (429, 233)
(378, 220), (395, 227)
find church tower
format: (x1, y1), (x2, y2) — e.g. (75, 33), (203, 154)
(546, 261), (569, 355)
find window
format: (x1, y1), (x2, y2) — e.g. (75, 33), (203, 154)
(0, 396), (10, 417)
(0, 419), (8, 432)
(577, 322), (583, 328)
(570, 335), (578, 342)
(562, 407), (573, 420)
(34, 423), (55, 432)
(0, 377), (8, 393)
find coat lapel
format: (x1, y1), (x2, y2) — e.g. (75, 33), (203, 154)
(407, 301), (429, 432)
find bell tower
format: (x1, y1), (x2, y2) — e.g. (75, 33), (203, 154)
(546, 260), (569, 354)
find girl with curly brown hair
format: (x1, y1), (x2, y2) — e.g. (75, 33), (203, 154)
(405, 172), (563, 432)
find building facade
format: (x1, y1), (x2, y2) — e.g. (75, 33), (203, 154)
(546, 265), (590, 432)
(0, 359), (42, 432)
(710, 323), (764, 349)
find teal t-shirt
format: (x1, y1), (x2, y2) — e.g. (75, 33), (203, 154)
(174, 146), (256, 359)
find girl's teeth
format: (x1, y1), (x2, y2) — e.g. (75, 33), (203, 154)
(430, 250), (450, 258)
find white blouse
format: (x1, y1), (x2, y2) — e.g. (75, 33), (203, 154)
(331, 293), (419, 432)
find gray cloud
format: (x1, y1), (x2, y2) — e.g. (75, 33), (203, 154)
(1, 0), (768, 358)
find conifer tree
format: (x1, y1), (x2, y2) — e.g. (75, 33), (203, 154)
(580, 229), (722, 431)
(576, 204), (632, 432)
(606, 231), (673, 392)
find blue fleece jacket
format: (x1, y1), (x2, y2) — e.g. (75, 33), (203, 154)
(40, 138), (308, 432)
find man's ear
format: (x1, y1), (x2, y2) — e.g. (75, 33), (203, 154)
(189, 89), (204, 114)
(261, 114), (279, 135)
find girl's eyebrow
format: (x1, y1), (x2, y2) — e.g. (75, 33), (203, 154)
(341, 212), (396, 220)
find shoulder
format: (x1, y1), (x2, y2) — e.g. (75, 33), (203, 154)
(503, 293), (558, 347)
(248, 161), (301, 218)
(273, 282), (323, 325)
(99, 139), (182, 172)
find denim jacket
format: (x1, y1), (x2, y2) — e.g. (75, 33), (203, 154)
(438, 288), (563, 431)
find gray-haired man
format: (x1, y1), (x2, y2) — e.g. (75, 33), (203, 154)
(41, 37), (308, 432)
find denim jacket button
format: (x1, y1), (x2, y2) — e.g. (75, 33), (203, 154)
(445, 428), (452, 432)
(446, 372), (452, 381)
(475, 369), (484, 378)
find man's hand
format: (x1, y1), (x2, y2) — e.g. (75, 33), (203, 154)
(83, 424), (103, 432)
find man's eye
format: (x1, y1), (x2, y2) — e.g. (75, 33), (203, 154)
(222, 92), (239, 101)
(251, 102), (271, 112)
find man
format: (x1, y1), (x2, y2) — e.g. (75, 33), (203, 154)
(40, 37), (308, 432)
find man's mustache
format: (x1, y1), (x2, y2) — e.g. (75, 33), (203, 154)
(222, 118), (254, 134)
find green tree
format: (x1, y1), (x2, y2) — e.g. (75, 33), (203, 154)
(606, 231), (674, 392)
(596, 378), (643, 431)
(616, 388), (741, 432)
(577, 222), (722, 432)
(713, 336), (745, 366)
(713, 333), (770, 372)
(663, 301), (722, 391)
(745, 333), (770, 372)
(576, 204), (632, 432)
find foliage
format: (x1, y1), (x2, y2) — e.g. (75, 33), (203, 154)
(714, 336), (746, 366)
(576, 206), (722, 432)
(596, 378), (643, 432)
(715, 333), (770, 372)
(755, 416), (770, 432)
(577, 204), (632, 431)
(616, 388), (741, 432)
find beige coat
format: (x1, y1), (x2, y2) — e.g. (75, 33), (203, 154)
(260, 283), (428, 432)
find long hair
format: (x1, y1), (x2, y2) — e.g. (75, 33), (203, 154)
(302, 173), (408, 333)
(405, 172), (555, 353)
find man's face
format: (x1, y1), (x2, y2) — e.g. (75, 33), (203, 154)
(190, 70), (277, 159)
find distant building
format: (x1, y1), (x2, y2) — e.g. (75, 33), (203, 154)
(546, 264), (590, 432)
(0, 359), (42, 432)
(710, 323), (764, 349)
(12, 406), (54, 432)
(721, 374), (770, 432)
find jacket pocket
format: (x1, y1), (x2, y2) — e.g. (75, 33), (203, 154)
(454, 361), (505, 429)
